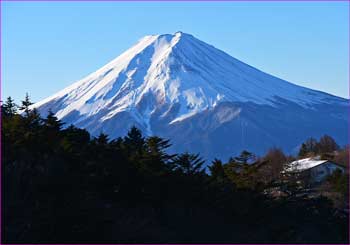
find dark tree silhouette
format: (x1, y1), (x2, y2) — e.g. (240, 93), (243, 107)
(19, 92), (34, 116)
(299, 137), (318, 157)
(209, 158), (225, 180)
(235, 150), (255, 164)
(318, 135), (339, 154)
(2, 96), (17, 117)
(170, 152), (205, 176)
(2, 95), (348, 244)
(124, 126), (145, 153)
(44, 109), (64, 131)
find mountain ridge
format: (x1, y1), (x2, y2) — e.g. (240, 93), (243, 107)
(33, 32), (349, 160)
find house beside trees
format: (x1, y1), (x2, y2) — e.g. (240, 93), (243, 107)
(284, 156), (345, 184)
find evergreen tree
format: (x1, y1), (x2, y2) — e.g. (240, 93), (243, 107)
(124, 126), (145, 153)
(146, 136), (174, 162)
(109, 137), (124, 150)
(298, 143), (308, 157)
(299, 137), (318, 157)
(63, 125), (90, 143)
(96, 132), (109, 145)
(20, 93), (34, 116)
(2, 96), (17, 117)
(209, 158), (226, 181)
(44, 110), (63, 130)
(235, 150), (254, 164)
(61, 125), (90, 155)
(2, 94), (348, 243)
(170, 152), (205, 176)
(28, 108), (42, 128)
(134, 136), (174, 174)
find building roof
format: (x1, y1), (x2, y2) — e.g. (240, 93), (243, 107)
(284, 157), (330, 173)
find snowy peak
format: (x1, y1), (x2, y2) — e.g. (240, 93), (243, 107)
(31, 32), (348, 160)
(33, 32), (347, 129)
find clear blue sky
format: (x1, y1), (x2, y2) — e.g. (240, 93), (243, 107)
(2, 1), (349, 103)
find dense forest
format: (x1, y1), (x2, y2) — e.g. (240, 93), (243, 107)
(2, 95), (349, 243)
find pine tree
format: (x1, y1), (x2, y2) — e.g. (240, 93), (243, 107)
(20, 93), (33, 116)
(124, 126), (145, 153)
(61, 125), (91, 154)
(146, 136), (174, 162)
(44, 110), (63, 131)
(235, 150), (254, 164)
(96, 132), (109, 145)
(28, 108), (42, 128)
(209, 158), (225, 180)
(298, 143), (308, 157)
(170, 152), (205, 176)
(63, 125), (90, 144)
(137, 136), (176, 174)
(299, 138), (318, 157)
(2, 96), (18, 117)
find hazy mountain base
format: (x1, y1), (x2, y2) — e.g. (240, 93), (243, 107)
(51, 99), (349, 162)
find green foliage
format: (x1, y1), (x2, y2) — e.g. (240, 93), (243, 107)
(170, 152), (205, 176)
(2, 95), (348, 243)
(95, 132), (109, 145)
(124, 126), (145, 150)
(19, 92), (34, 116)
(318, 134), (339, 153)
(145, 136), (174, 162)
(234, 150), (255, 164)
(209, 159), (225, 180)
(44, 109), (64, 131)
(299, 135), (339, 157)
(2, 96), (18, 117)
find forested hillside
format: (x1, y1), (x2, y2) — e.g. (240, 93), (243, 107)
(2, 95), (349, 243)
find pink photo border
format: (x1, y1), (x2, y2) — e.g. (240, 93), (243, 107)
(0, 0), (348, 245)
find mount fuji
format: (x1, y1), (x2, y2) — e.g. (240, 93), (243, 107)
(33, 32), (348, 161)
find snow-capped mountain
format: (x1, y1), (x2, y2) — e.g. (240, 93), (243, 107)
(33, 32), (349, 161)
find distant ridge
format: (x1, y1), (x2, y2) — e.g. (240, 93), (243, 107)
(33, 32), (349, 161)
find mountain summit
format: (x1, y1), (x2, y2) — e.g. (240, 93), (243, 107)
(34, 32), (348, 160)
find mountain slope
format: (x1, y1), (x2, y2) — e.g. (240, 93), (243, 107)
(33, 32), (349, 161)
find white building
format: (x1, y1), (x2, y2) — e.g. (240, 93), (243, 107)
(284, 157), (345, 183)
